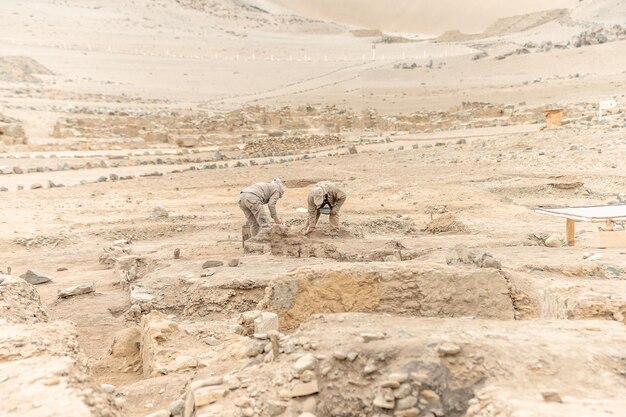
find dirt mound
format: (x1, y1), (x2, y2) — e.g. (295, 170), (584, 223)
(245, 226), (424, 262)
(423, 213), (469, 234)
(0, 56), (53, 82)
(305, 220), (364, 239)
(260, 263), (514, 330)
(282, 178), (325, 188)
(244, 225), (342, 258)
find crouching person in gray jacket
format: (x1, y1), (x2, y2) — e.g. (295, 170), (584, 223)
(238, 177), (286, 237)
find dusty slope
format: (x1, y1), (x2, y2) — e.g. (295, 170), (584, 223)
(571, 0), (626, 24)
(271, 0), (580, 35)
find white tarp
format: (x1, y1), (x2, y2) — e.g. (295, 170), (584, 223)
(535, 204), (626, 222)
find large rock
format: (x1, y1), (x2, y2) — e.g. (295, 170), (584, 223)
(139, 311), (228, 377)
(446, 245), (502, 269)
(130, 286), (156, 304)
(202, 260), (224, 269)
(110, 326), (141, 358)
(57, 282), (96, 298)
(293, 353), (317, 373)
(140, 311), (188, 376)
(544, 234), (563, 247)
(0, 275), (49, 324)
(152, 205), (169, 218)
(115, 255), (154, 286)
(20, 269), (53, 285)
(99, 245), (131, 269)
(254, 312), (279, 334)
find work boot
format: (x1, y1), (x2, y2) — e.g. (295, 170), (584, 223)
(255, 228), (271, 240)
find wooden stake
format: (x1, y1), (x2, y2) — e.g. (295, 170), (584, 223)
(566, 218), (575, 247)
(268, 331), (280, 360)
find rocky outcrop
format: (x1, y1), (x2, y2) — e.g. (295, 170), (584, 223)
(0, 274), (49, 324)
(0, 275), (120, 417)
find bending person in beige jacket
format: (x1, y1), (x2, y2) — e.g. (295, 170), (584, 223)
(304, 181), (346, 235)
(239, 178), (285, 237)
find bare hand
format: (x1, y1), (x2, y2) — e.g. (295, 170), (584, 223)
(274, 217), (282, 225)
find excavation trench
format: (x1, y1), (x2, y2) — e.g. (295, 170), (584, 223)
(131, 261), (516, 328)
(258, 263), (516, 330)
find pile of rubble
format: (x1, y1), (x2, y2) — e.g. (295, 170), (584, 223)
(393, 62), (418, 70)
(146, 313), (626, 417)
(44, 101), (617, 151)
(508, 25), (626, 59)
(243, 226), (425, 263)
(243, 225), (343, 259)
(570, 25), (626, 48)
(243, 135), (341, 156)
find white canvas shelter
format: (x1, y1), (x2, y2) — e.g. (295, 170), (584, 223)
(535, 204), (626, 222)
(535, 204), (626, 246)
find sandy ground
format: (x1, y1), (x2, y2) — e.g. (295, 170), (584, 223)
(1, 1), (626, 417)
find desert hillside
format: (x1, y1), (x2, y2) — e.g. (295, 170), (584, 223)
(271, 0), (581, 34)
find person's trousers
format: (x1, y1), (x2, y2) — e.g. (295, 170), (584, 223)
(304, 209), (340, 231)
(239, 194), (272, 236)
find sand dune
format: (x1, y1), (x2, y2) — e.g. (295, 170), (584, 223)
(270, 0), (580, 35)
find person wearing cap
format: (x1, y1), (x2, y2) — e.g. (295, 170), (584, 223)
(304, 181), (346, 235)
(239, 178), (285, 237)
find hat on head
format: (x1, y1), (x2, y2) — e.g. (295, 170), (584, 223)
(272, 177), (286, 194)
(312, 186), (324, 207)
